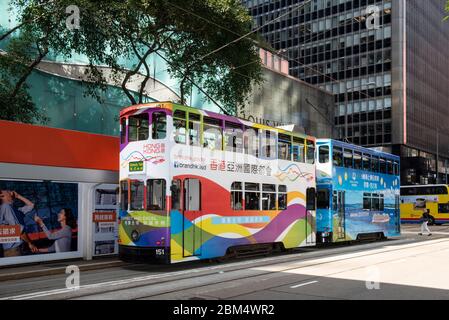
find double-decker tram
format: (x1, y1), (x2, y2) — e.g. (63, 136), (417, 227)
(118, 102), (317, 263)
(315, 140), (401, 243)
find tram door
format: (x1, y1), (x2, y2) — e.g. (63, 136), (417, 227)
(334, 191), (346, 240)
(183, 179), (202, 257)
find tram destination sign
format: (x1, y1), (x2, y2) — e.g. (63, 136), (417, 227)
(129, 161), (144, 172)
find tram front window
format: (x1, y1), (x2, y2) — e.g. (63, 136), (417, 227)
(128, 114), (149, 142)
(152, 112), (166, 139)
(317, 189), (330, 209)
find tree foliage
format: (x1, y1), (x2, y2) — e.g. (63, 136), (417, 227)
(1, 0), (262, 119)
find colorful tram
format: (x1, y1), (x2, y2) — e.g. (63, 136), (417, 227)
(315, 140), (401, 243)
(118, 102), (317, 263)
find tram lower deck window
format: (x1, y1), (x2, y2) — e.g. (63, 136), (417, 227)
(245, 182), (260, 210)
(130, 180), (144, 210)
(147, 179), (166, 211)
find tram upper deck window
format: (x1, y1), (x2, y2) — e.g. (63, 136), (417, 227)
(354, 151), (362, 170)
(244, 127), (259, 157)
(278, 134), (292, 160)
(120, 181), (128, 211)
(225, 122), (243, 153)
(130, 180), (144, 210)
(152, 112), (166, 140)
(173, 110), (187, 144)
(120, 118), (127, 144)
(333, 146), (343, 167)
(371, 156), (379, 173)
(363, 154), (371, 171)
(203, 116), (223, 151)
(147, 179), (166, 211)
(306, 140), (315, 164)
(318, 145), (330, 163)
(379, 158), (387, 174)
(293, 137), (305, 163)
(245, 183), (260, 210)
(189, 113), (201, 146)
(343, 149), (353, 168)
(128, 113), (149, 142)
(387, 160), (394, 175)
(262, 130), (277, 159)
(394, 161), (400, 176)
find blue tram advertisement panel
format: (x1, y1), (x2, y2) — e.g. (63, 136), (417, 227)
(315, 139), (401, 243)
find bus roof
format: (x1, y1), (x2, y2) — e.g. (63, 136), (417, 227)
(316, 139), (400, 161)
(120, 101), (316, 141)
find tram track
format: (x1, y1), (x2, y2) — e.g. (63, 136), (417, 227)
(7, 237), (442, 300)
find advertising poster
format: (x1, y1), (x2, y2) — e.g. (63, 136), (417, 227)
(93, 186), (118, 256)
(0, 180), (78, 260)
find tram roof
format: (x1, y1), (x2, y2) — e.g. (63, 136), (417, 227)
(316, 139), (400, 161)
(120, 102), (316, 141)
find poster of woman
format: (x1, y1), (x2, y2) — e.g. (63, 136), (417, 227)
(0, 180), (78, 259)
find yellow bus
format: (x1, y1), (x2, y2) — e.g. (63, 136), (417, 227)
(400, 185), (449, 225)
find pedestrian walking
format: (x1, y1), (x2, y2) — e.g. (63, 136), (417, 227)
(418, 209), (432, 236)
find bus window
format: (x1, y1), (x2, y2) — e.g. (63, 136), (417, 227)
(306, 140), (315, 164)
(203, 117), (223, 151)
(262, 130), (277, 159)
(363, 154), (371, 171)
(387, 160), (394, 175)
(278, 134), (291, 161)
(245, 183), (260, 210)
(147, 179), (166, 211)
(152, 112), (166, 139)
(128, 114), (149, 142)
(120, 118), (127, 144)
(317, 189), (330, 209)
(438, 203), (449, 213)
(189, 113), (201, 146)
(379, 158), (387, 174)
(244, 127), (259, 157)
(173, 110), (187, 144)
(225, 122), (243, 153)
(343, 149), (353, 168)
(120, 181), (128, 211)
(371, 156), (379, 173)
(278, 185), (287, 210)
(319, 145), (330, 164)
(354, 151), (362, 170)
(333, 147), (343, 167)
(293, 137), (305, 163)
(130, 180), (144, 210)
(262, 184), (276, 210)
(231, 182), (243, 210)
(171, 180), (181, 210)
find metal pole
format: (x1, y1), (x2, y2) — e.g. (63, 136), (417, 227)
(437, 128), (439, 184)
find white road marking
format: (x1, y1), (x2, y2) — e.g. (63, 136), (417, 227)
(290, 280), (318, 289)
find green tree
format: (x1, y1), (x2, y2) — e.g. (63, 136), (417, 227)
(2, 0), (262, 119)
(445, 1), (449, 21)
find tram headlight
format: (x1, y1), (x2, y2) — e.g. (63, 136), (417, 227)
(131, 230), (140, 242)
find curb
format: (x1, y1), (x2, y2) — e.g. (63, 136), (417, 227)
(0, 260), (127, 282)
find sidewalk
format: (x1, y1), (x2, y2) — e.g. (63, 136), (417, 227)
(0, 256), (127, 282)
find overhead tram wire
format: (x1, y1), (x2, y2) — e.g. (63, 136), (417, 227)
(166, 1), (379, 104)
